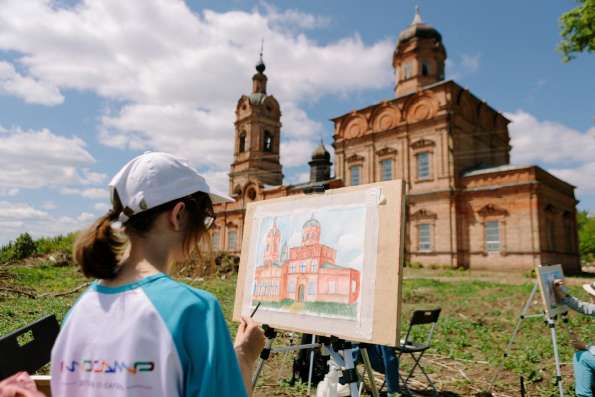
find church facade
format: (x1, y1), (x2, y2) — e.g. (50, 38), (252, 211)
(252, 218), (361, 304)
(212, 10), (581, 273)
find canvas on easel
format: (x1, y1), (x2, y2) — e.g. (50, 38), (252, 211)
(233, 180), (405, 346)
(536, 264), (568, 318)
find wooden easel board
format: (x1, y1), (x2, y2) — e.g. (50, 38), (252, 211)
(233, 180), (405, 346)
(536, 264), (568, 318)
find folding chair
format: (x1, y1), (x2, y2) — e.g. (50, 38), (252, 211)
(0, 314), (60, 379)
(396, 308), (441, 396)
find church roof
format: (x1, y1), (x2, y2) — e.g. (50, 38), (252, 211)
(463, 164), (532, 177)
(312, 142), (331, 160)
(397, 7), (442, 45)
(249, 92), (267, 105)
(303, 216), (320, 228)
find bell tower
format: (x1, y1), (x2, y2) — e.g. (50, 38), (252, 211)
(393, 7), (446, 96)
(229, 51), (283, 198)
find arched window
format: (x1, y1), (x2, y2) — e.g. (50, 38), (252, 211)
(264, 131), (273, 152)
(239, 132), (246, 153)
(421, 61), (431, 76)
(403, 63), (413, 79)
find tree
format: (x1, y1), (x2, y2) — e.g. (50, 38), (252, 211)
(578, 210), (595, 263)
(13, 232), (36, 260)
(559, 0), (595, 62)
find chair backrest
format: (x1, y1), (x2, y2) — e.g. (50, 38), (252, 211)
(403, 308), (441, 346)
(0, 314), (60, 379)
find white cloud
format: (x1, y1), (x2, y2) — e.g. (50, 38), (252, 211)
(0, 187), (19, 197)
(0, 61), (63, 105)
(0, 201), (95, 245)
(0, 0), (392, 193)
(281, 140), (316, 168)
(60, 187), (109, 200)
(0, 125), (99, 189)
(41, 201), (57, 210)
(446, 53), (481, 80)
(507, 110), (595, 194)
(93, 202), (110, 212)
(507, 110), (595, 164)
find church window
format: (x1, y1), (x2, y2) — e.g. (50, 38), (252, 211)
(212, 231), (220, 250)
(416, 152), (430, 179)
(228, 230), (237, 250)
(308, 281), (316, 295)
(328, 280), (336, 294)
(421, 61), (431, 76)
(418, 223), (431, 252)
(311, 262), (317, 272)
(239, 132), (246, 153)
(484, 221), (500, 252)
(351, 280), (356, 293)
(350, 165), (361, 186)
(381, 159), (393, 181)
(300, 263), (307, 273)
(288, 279), (296, 293)
(547, 220), (556, 251)
(264, 131), (273, 152)
(403, 63), (413, 79)
(290, 264), (296, 273)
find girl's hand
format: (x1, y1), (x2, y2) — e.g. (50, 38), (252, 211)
(234, 316), (265, 364)
(553, 279), (566, 301)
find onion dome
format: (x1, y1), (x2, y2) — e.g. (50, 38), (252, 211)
(311, 142), (331, 161)
(303, 215), (320, 229)
(397, 6), (442, 45)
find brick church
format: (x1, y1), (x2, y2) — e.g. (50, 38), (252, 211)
(212, 9), (581, 273)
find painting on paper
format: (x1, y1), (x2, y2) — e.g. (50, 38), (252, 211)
(250, 206), (366, 320)
(536, 264), (568, 317)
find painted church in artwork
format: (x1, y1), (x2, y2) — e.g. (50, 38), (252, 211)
(253, 217), (361, 305)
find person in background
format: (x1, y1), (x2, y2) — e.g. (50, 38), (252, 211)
(554, 280), (595, 397)
(50, 152), (264, 397)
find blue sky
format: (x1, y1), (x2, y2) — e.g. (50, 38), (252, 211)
(0, 0), (593, 244)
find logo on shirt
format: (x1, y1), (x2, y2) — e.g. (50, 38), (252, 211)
(60, 360), (155, 374)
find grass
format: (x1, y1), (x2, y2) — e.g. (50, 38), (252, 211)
(1, 262), (594, 396)
(256, 299), (357, 318)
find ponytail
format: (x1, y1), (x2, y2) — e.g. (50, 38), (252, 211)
(73, 206), (124, 280)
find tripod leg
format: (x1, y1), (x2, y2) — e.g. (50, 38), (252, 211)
(343, 347), (360, 397)
(487, 283), (539, 390)
(360, 347), (380, 397)
(251, 326), (277, 389)
(307, 334), (316, 396)
(548, 318), (564, 397)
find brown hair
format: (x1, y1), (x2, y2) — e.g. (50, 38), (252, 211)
(73, 190), (214, 280)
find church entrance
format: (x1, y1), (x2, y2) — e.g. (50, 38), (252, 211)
(297, 285), (305, 302)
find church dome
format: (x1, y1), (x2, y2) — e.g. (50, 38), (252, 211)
(311, 142), (330, 161)
(303, 216), (320, 229)
(397, 7), (442, 45)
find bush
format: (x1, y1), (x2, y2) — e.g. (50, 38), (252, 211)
(35, 233), (77, 256)
(13, 233), (36, 260)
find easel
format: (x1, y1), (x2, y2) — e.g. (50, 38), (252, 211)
(487, 282), (566, 397)
(251, 326), (380, 397)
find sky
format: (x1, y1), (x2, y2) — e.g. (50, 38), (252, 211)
(0, 0), (593, 245)
(255, 206), (366, 270)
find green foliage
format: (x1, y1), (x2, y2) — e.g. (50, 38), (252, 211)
(559, 0), (595, 62)
(0, 233), (76, 264)
(13, 233), (36, 260)
(578, 210), (595, 263)
(35, 233), (77, 256)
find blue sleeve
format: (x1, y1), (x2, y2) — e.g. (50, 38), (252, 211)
(144, 278), (248, 397)
(561, 286), (595, 317)
(182, 297), (247, 397)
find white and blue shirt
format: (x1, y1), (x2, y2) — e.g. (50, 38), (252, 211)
(50, 273), (247, 397)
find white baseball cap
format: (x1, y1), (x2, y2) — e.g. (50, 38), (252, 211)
(108, 151), (231, 223)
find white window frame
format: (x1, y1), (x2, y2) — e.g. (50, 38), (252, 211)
(484, 220), (501, 252)
(416, 152), (431, 179)
(418, 223), (432, 252)
(350, 165), (362, 186)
